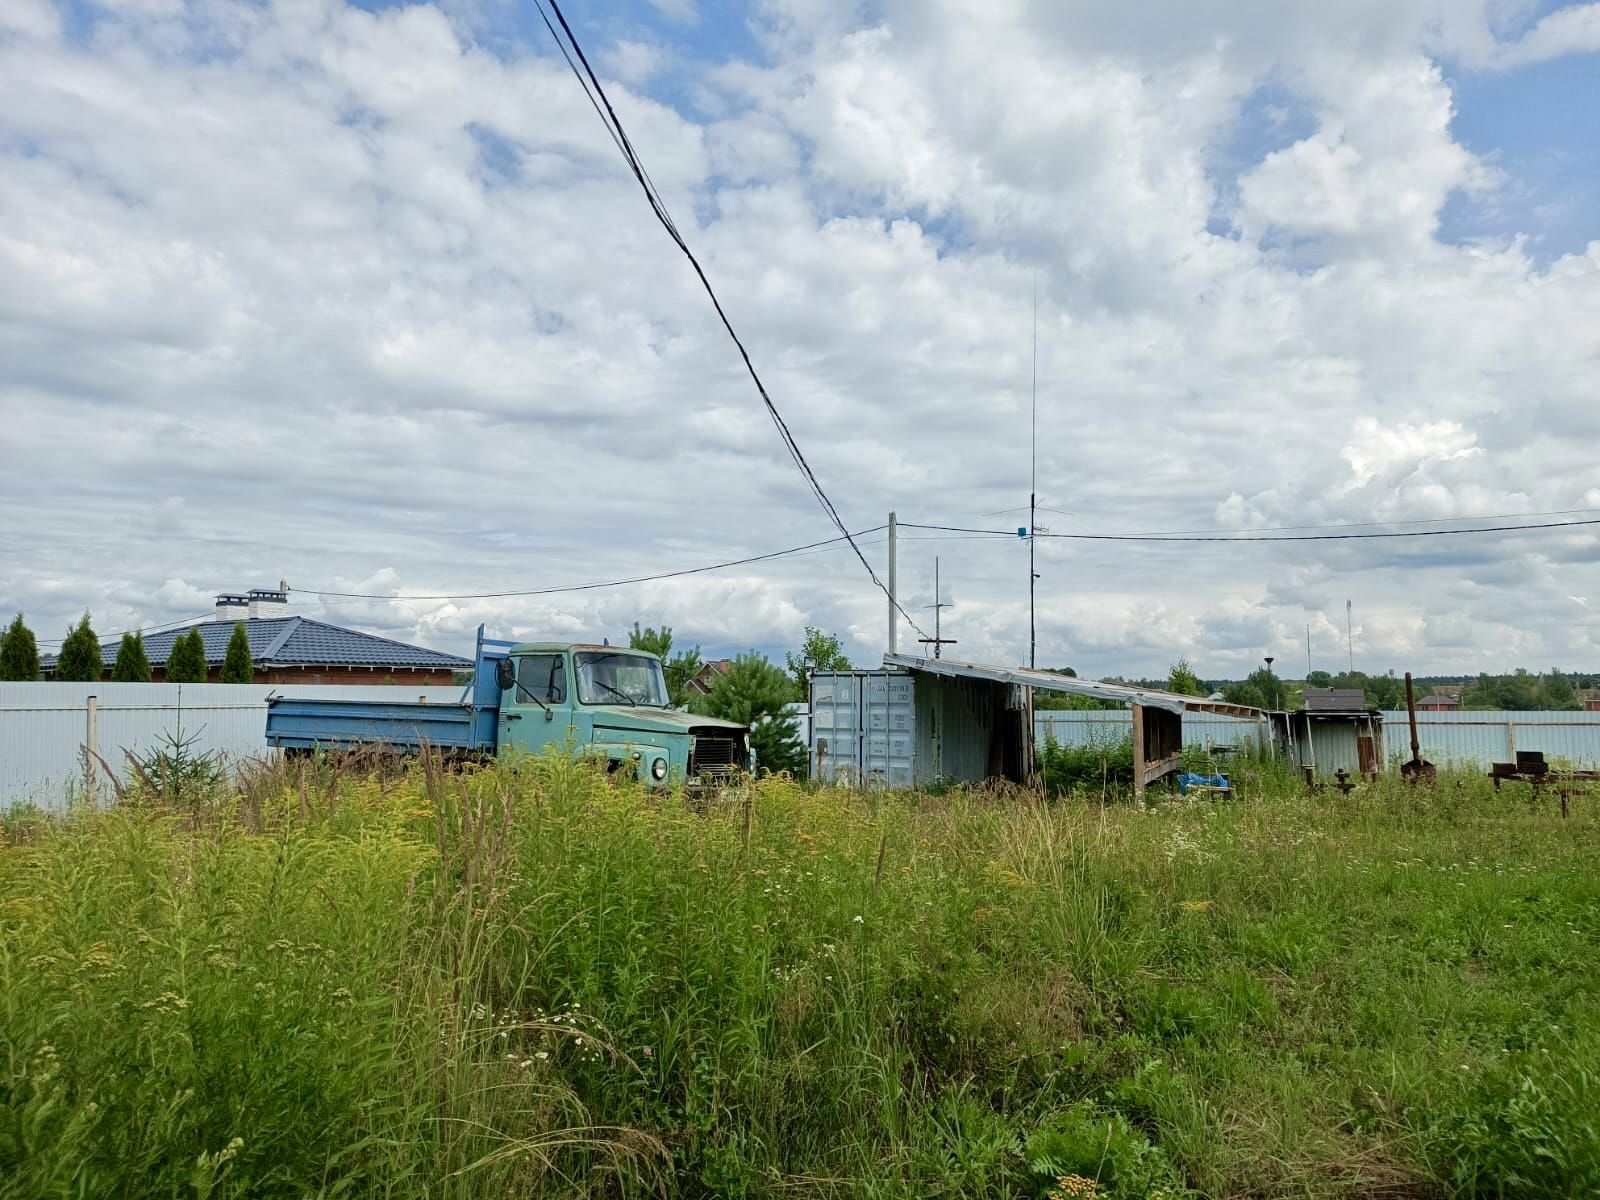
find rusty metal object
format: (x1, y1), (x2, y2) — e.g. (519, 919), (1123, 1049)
(1400, 672), (1436, 784)
(1333, 767), (1356, 796)
(1489, 753), (1600, 818)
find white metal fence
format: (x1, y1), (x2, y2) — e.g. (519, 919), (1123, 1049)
(1381, 709), (1600, 768)
(0, 682), (468, 810)
(1034, 708), (1600, 769)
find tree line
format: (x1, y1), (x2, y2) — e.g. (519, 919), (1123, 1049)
(1037, 657), (1596, 712)
(0, 613), (254, 683)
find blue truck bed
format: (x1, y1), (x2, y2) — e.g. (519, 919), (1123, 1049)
(265, 626), (512, 754)
(264, 697), (484, 752)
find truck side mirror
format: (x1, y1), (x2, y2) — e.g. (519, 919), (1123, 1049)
(495, 658), (515, 691)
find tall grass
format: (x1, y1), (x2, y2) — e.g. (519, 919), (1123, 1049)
(2, 757), (1598, 1197)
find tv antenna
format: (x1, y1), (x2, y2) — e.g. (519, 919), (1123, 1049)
(1029, 273), (1039, 669)
(918, 556), (957, 659)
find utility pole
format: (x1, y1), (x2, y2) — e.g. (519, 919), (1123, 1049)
(887, 511), (898, 656)
(1306, 623), (1312, 678)
(1029, 273), (1038, 670)
(918, 557), (957, 659)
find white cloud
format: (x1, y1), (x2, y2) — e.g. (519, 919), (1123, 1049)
(0, 0), (60, 40)
(0, 0), (1597, 681)
(1237, 59), (1491, 254)
(602, 39), (666, 87)
(645, 0), (698, 23)
(1486, 3), (1600, 69)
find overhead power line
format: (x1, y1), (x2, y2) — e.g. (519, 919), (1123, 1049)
(297, 527), (887, 602)
(532, 0), (929, 640)
(37, 611), (214, 648)
(900, 516), (1600, 544)
(1115, 506), (1600, 537)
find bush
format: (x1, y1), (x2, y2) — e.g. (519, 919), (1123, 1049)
(53, 614), (102, 681)
(1022, 1102), (1186, 1199)
(219, 622), (253, 684)
(164, 627), (208, 683)
(1038, 735), (1134, 794)
(111, 632), (152, 682)
(0, 613), (41, 680)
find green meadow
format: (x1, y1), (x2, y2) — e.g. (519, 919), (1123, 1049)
(3, 755), (1597, 1198)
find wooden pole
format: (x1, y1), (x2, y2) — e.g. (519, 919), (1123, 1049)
(1130, 701), (1145, 801)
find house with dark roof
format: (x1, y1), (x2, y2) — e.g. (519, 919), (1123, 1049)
(44, 587), (470, 685)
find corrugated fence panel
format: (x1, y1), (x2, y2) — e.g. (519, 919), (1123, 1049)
(1380, 710), (1600, 768)
(1036, 710), (1268, 750)
(0, 682), (468, 809)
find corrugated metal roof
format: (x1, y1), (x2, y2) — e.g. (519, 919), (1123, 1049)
(881, 654), (1263, 719)
(1304, 688), (1369, 712)
(43, 617), (469, 671)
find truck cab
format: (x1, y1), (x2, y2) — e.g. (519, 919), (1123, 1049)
(495, 642), (749, 787)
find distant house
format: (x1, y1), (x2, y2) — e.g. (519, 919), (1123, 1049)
(687, 659), (732, 695)
(43, 587), (470, 685)
(1417, 693), (1460, 710)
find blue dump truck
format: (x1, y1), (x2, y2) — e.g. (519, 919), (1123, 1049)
(266, 626), (750, 789)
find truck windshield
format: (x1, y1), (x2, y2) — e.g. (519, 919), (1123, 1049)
(574, 652), (669, 707)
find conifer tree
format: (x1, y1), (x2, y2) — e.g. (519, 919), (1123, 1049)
(220, 622), (253, 684)
(55, 614), (103, 681)
(111, 632), (152, 682)
(165, 627), (209, 683)
(0, 613), (41, 680)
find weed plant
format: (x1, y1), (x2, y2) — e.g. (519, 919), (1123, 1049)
(2, 756), (1597, 1197)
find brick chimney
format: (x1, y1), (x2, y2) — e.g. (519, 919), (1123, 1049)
(214, 593), (250, 622)
(247, 583), (289, 620)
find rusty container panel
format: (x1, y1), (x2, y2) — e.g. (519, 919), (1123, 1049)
(914, 673), (997, 786)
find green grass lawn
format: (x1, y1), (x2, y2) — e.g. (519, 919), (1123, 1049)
(2, 755), (1597, 1198)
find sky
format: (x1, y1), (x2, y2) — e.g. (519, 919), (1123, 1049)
(2, 0), (1598, 681)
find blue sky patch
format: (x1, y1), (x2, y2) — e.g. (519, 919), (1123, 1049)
(1443, 53), (1600, 262)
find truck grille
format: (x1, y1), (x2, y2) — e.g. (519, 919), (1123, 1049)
(689, 733), (740, 776)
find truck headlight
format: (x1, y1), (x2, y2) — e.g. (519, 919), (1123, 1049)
(651, 757), (668, 781)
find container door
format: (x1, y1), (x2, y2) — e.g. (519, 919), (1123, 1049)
(863, 673), (916, 789)
(809, 673), (863, 784)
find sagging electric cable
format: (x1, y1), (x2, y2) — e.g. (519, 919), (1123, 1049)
(531, 0), (929, 640)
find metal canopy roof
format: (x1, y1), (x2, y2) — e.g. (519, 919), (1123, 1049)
(881, 654), (1264, 719)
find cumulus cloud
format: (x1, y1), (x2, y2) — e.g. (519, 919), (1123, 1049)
(1484, 3), (1600, 69)
(2, 0), (1598, 678)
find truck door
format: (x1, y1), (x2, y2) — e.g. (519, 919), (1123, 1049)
(500, 652), (575, 754)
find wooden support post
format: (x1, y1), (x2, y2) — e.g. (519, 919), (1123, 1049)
(1130, 701), (1145, 801)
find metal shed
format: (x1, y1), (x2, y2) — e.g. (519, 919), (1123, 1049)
(1270, 707), (1384, 782)
(809, 655), (1261, 796)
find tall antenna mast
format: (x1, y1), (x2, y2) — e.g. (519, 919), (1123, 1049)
(1029, 272), (1038, 670)
(919, 556), (957, 659)
(1346, 599), (1354, 674)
